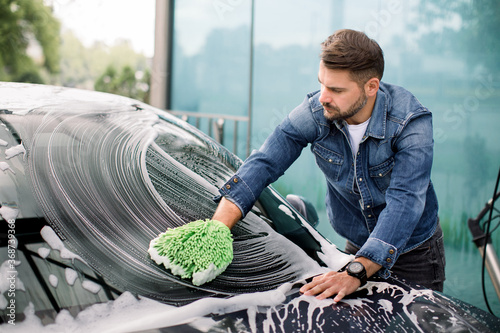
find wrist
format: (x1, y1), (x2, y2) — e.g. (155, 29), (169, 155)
(354, 257), (382, 278)
(212, 197), (242, 229)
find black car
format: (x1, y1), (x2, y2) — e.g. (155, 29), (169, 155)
(0, 82), (499, 332)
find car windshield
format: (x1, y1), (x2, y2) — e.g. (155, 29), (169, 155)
(0, 100), (332, 325)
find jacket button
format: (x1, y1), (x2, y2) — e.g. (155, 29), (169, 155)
(378, 173), (383, 177)
(389, 249), (394, 254)
(233, 178), (238, 183)
(225, 184), (231, 189)
(359, 178), (363, 182)
(328, 159), (333, 163)
(386, 258), (392, 263)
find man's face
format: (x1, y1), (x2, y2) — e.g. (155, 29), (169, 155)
(318, 62), (367, 123)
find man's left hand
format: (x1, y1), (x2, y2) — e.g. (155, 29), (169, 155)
(300, 257), (382, 302)
(299, 271), (361, 303)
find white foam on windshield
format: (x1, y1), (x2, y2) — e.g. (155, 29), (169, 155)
(48, 275), (58, 288)
(82, 280), (101, 294)
(5, 144), (25, 160)
(40, 226), (84, 262)
(0, 206), (18, 222)
(65, 268), (78, 286)
(37, 247), (51, 259)
(0, 162), (14, 174)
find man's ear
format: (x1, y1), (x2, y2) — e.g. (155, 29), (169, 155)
(365, 78), (380, 97)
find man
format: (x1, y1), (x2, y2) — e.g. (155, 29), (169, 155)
(212, 29), (445, 303)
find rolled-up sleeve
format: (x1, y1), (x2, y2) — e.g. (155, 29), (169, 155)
(215, 174), (257, 217)
(357, 238), (398, 278)
(214, 96), (319, 217)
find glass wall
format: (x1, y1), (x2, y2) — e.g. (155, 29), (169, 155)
(170, 0), (252, 154)
(170, 0), (500, 312)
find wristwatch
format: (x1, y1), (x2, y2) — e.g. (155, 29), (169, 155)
(346, 261), (367, 286)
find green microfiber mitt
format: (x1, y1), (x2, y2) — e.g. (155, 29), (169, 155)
(148, 219), (233, 286)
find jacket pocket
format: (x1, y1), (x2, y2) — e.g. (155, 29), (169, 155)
(312, 144), (343, 181)
(369, 157), (394, 194)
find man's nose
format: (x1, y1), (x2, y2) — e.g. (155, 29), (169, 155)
(319, 87), (331, 105)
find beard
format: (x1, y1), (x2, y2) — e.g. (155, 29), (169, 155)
(322, 90), (368, 122)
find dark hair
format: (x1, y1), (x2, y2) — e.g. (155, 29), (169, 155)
(321, 29), (384, 85)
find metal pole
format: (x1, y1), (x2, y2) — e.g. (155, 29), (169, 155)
(150, 0), (174, 110)
(478, 243), (500, 302)
(233, 120), (238, 156)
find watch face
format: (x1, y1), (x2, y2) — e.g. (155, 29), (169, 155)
(349, 262), (364, 274)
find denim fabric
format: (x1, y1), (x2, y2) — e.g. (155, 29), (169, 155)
(217, 82), (439, 278)
(345, 225), (446, 291)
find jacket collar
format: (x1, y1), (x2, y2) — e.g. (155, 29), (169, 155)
(364, 84), (389, 140)
(308, 90), (324, 112)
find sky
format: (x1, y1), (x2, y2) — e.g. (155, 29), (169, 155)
(50, 0), (156, 57)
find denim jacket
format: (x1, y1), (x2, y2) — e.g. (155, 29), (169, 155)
(218, 82), (439, 278)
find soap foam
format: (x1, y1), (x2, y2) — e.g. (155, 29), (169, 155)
(40, 226), (84, 262)
(65, 268), (78, 286)
(5, 144), (25, 160)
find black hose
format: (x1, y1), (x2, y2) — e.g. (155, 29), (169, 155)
(482, 166), (500, 316)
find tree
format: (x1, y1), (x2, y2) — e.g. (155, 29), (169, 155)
(57, 31), (151, 99)
(0, 0), (61, 83)
(95, 65), (151, 103)
(94, 65), (120, 95)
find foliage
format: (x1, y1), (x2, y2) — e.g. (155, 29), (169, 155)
(94, 65), (151, 103)
(0, 0), (60, 83)
(57, 30), (151, 102)
(0, 2), (151, 102)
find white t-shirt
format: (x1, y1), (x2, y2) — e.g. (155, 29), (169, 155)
(346, 117), (370, 157)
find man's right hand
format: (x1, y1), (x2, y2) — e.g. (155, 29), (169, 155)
(212, 197), (242, 229)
